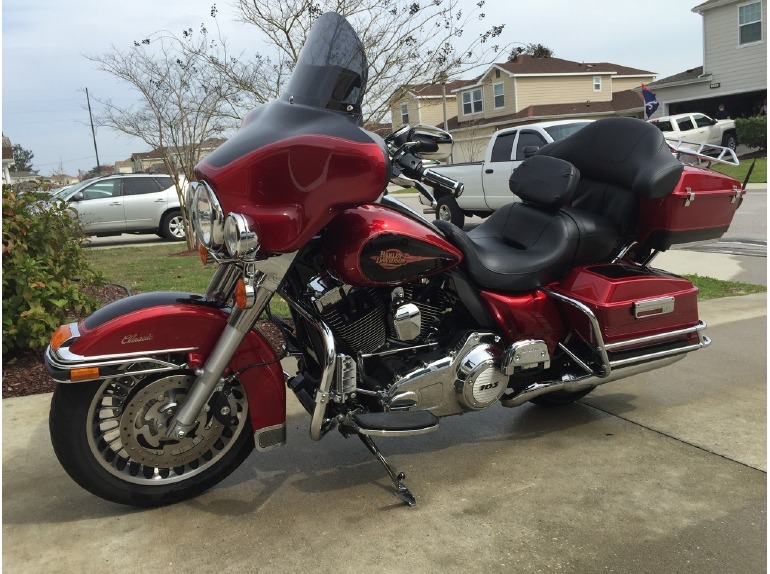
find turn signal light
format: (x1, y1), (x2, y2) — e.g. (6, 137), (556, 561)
(234, 279), (248, 309)
(198, 245), (209, 265)
(70, 367), (100, 382)
(51, 324), (73, 351)
(233, 279), (257, 310)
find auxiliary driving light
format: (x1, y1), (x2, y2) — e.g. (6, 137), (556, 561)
(224, 213), (259, 259)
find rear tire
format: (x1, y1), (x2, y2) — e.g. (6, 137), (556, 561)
(50, 372), (254, 506)
(436, 195), (465, 228)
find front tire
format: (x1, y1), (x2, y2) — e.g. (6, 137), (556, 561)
(436, 195), (465, 228)
(50, 371), (254, 506)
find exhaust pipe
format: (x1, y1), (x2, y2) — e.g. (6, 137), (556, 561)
(501, 352), (688, 408)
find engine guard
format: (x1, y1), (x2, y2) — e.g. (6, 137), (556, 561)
(44, 291), (286, 436)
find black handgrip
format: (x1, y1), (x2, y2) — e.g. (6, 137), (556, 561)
(421, 168), (465, 197)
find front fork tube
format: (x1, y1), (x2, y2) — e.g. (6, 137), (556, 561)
(167, 256), (292, 440)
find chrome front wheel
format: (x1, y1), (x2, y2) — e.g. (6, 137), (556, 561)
(50, 371), (254, 506)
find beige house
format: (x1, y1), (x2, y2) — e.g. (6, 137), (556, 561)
(449, 55), (655, 161)
(389, 79), (476, 132)
(391, 55), (656, 163)
(647, 0), (767, 118)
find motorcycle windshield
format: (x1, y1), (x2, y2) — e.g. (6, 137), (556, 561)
(282, 12), (368, 118)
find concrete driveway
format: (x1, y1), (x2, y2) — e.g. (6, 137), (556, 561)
(2, 293), (766, 573)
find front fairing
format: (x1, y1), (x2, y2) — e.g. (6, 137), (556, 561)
(195, 102), (388, 253)
(194, 13), (388, 253)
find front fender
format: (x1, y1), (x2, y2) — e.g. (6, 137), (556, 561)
(45, 291), (285, 434)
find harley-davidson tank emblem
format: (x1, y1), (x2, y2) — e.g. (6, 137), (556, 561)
(121, 333), (154, 345)
(371, 249), (438, 270)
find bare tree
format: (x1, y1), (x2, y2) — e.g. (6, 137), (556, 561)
(86, 25), (247, 249)
(230, 0), (510, 124)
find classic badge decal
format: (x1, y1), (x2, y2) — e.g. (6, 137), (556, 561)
(371, 249), (438, 270)
(121, 333), (154, 345)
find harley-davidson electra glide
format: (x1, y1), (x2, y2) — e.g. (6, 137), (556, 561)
(46, 13), (745, 507)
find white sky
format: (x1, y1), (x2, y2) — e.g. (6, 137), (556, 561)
(2, 0), (704, 176)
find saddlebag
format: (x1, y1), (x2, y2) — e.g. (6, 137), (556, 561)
(637, 165), (744, 251)
(552, 263), (701, 351)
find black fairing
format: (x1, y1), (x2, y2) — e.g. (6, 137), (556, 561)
(83, 292), (216, 330)
(203, 100), (381, 170)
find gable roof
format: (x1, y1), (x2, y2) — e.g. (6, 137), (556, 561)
(444, 89), (644, 131)
(495, 54), (654, 77)
(646, 66), (711, 88)
(692, 0), (738, 13)
(391, 79), (477, 102)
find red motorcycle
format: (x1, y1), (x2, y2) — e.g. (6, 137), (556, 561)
(46, 12), (744, 507)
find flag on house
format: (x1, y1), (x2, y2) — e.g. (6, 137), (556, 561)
(641, 84), (659, 118)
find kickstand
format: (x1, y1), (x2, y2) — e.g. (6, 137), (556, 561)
(357, 434), (416, 507)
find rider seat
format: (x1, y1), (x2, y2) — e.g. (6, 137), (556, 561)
(435, 155), (586, 292)
(435, 118), (684, 293)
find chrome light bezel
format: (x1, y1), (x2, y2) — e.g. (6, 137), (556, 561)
(224, 213), (260, 260)
(190, 181), (225, 250)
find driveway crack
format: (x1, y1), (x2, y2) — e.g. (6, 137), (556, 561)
(580, 401), (767, 474)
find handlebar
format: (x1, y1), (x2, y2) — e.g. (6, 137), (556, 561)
(421, 168), (464, 197)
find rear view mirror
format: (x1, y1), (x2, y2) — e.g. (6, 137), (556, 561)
(71, 191), (84, 201)
(410, 125), (453, 161)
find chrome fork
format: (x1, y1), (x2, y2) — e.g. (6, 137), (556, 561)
(166, 253), (296, 440)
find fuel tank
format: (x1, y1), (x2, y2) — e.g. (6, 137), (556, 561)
(322, 204), (462, 286)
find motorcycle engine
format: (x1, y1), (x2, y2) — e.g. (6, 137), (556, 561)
(306, 274), (508, 416)
(308, 274), (453, 355)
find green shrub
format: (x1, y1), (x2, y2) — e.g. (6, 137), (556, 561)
(2, 187), (102, 354)
(736, 116), (767, 150)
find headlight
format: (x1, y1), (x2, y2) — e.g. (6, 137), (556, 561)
(190, 181), (224, 250)
(224, 213), (260, 259)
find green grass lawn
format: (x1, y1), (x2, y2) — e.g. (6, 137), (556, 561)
(711, 156), (766, 184)
(86, 244), (211, 293)
(85, 244), (290, 315)
(683, 274), (766, 300)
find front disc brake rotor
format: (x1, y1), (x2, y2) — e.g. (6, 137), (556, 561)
(87, 371), (248, 485)
(118, 374), (222, 467)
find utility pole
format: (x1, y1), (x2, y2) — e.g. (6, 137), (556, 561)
(85, 88), (101, 174)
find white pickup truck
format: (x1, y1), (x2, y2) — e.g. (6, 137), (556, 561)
(648, 113), (738, 151)
(421, 119), (592, 227)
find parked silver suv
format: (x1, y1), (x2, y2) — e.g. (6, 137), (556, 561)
(52, 174), (185, 239)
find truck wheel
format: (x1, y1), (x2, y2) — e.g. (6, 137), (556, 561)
(722, 132), (738, 151)
(436, 195), (465, 228)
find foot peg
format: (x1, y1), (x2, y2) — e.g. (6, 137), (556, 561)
(351, 410), (439, 436)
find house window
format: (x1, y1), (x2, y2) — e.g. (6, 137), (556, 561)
(463, 88), (483, 115)
(493, 83), (505, 108)
(593, 76), (602, 91)
(400, 103), (409, 125)
(739, 2), (762, 45)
